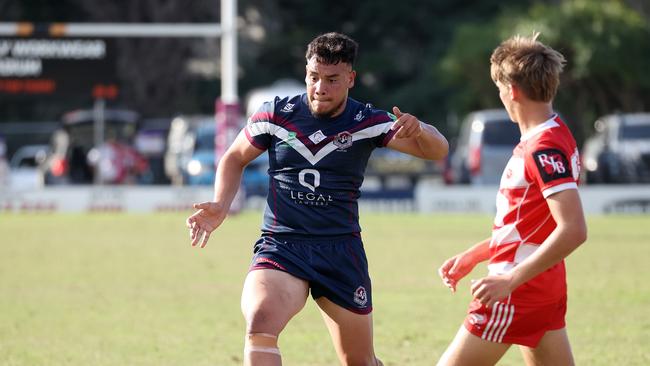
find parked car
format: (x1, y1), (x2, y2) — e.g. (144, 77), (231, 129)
(8, 144), (49, 189)
(182, 121), (269, 197)
(581, 112), (650, 184)
(447, 109), (521, 185)
(164, 115), (213, 185)
(134, 117), (172, 184)
(245, 79), (305, 118)
(41, 108), (148, 184)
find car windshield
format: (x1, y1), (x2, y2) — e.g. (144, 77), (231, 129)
(482, 120), (521, 146)
(620, 123), (650, 139)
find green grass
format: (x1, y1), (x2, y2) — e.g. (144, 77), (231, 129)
(1, 212), (649, 365)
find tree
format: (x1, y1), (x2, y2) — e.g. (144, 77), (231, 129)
(440, 0), (650, 144)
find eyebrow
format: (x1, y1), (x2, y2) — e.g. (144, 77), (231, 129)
(307, 70), (342, 78)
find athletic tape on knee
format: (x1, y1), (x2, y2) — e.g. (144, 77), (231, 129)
(245, 333), (280, 355)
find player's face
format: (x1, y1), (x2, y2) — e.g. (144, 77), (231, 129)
(305, 56), (355, 119)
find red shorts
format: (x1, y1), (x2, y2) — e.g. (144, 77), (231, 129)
(463, 295), (567, 348)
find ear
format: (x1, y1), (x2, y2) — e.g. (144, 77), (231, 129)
(348, 70), (356, 88)
(509, 83), (521, 100)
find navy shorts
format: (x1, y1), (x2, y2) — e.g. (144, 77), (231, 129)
(249, 233), (373, 314)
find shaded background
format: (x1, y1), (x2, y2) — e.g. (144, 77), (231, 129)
(1, 0), (649, 146)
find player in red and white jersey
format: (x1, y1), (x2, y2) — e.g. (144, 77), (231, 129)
(437, 33), (587, 366)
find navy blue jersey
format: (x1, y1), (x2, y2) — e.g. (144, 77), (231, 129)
(245, 94), (397, 236)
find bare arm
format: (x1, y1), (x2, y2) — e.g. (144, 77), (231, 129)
(471, 189), (587, 306)
(438, 237), (491, 292)
(185, 129), (264, 248)
(386, 106), (449, 160)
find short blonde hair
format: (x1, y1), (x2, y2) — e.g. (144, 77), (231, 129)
(490, 33), (565, 102)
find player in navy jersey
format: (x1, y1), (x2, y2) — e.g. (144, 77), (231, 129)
(186, 32), (448, 366)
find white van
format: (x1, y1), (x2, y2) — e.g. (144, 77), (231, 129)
(448, 109), (521, 185)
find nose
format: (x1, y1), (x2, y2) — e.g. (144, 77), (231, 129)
(313, 80), (326, 95)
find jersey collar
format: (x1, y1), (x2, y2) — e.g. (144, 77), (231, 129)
(520, 114), (559, 142)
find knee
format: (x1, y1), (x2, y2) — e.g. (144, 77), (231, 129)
(243, 305), (279, 333)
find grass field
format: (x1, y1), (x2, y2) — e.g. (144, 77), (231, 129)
(1, 211), (649, 365)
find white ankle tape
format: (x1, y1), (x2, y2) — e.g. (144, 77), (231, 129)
(244, 346), (281, 355)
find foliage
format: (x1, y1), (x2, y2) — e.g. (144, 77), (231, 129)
(0, 0), (648, 146)
(440, 0), (650, 143)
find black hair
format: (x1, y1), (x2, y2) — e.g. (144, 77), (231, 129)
(305, 32), (358, 66)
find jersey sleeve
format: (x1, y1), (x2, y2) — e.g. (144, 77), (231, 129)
(524, 139), (579, 198)
(367, 109), (398, 148)
(244, 99), (277, 150)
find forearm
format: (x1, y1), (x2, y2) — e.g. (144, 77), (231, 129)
(463, 237), (492, 264)
(414, 123), (449, 160)
(212, 152), (246, 211)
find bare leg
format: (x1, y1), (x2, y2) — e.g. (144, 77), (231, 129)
(519, 328), (574, 366)
(316, 296), (382, 366)
(241, 269), (309, 366)
(437, 326), (511, 366)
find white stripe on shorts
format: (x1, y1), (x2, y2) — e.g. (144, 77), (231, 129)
(481, 301), (515, 343)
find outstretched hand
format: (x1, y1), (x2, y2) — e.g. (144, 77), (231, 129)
(438, 252), (478, 293)
(185, 202), (227, 248)
(391, 106), (422, 139)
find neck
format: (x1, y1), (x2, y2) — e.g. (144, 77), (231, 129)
(512, 102), (554, 135)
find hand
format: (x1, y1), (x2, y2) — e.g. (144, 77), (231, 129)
(438, 253), (477, 293)
(185, 202), (227, 248)
(391, 106), (422, 139)
(470, 273), (514, 308)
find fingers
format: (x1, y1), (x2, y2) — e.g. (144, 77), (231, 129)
(470, 278), (499, 308)
(190, 224), (201, 247)
(392, 106), (402, 118)
(439, 258), (457, 292)
(390, 110), (422, 139)
(200, 230), (211, 248)
(190, 225), (211, 248)
(193, 201), (212, 210)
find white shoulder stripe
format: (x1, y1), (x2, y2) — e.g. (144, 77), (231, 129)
(542, 182), (578, 198)
(247, 121), (275, 136)
(247, 121), (393, 166)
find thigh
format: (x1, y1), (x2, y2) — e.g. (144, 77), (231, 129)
(437, 326), (511, 366)
(519, 328), (574, 366)
(241, 268), (310, 335)
(316, 296), (378, 365)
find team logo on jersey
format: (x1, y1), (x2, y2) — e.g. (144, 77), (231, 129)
(308, 130), (326, 144)
(279, 131), (297, 148)
(280, 102), (295, 113)
(353, 286), (368, 306)
(533, 148), (572, 183)
(291, 169), (333, 206)
(354, 110), (364, 122)
(333, 131), (353, 150)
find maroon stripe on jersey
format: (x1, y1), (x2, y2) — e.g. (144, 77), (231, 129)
(250, 111), (304, 137)
(270, 177), (278, 229)
(348, 114), (394, 133)
(244, 127), (267, 150)
(381, 127), (399, 147)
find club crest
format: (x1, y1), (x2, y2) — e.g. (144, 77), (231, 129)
(334, 131), (353, 150)
(353, 285), (368, 306)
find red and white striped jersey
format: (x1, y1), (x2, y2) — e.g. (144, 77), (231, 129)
(489, 115), (580, 304)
